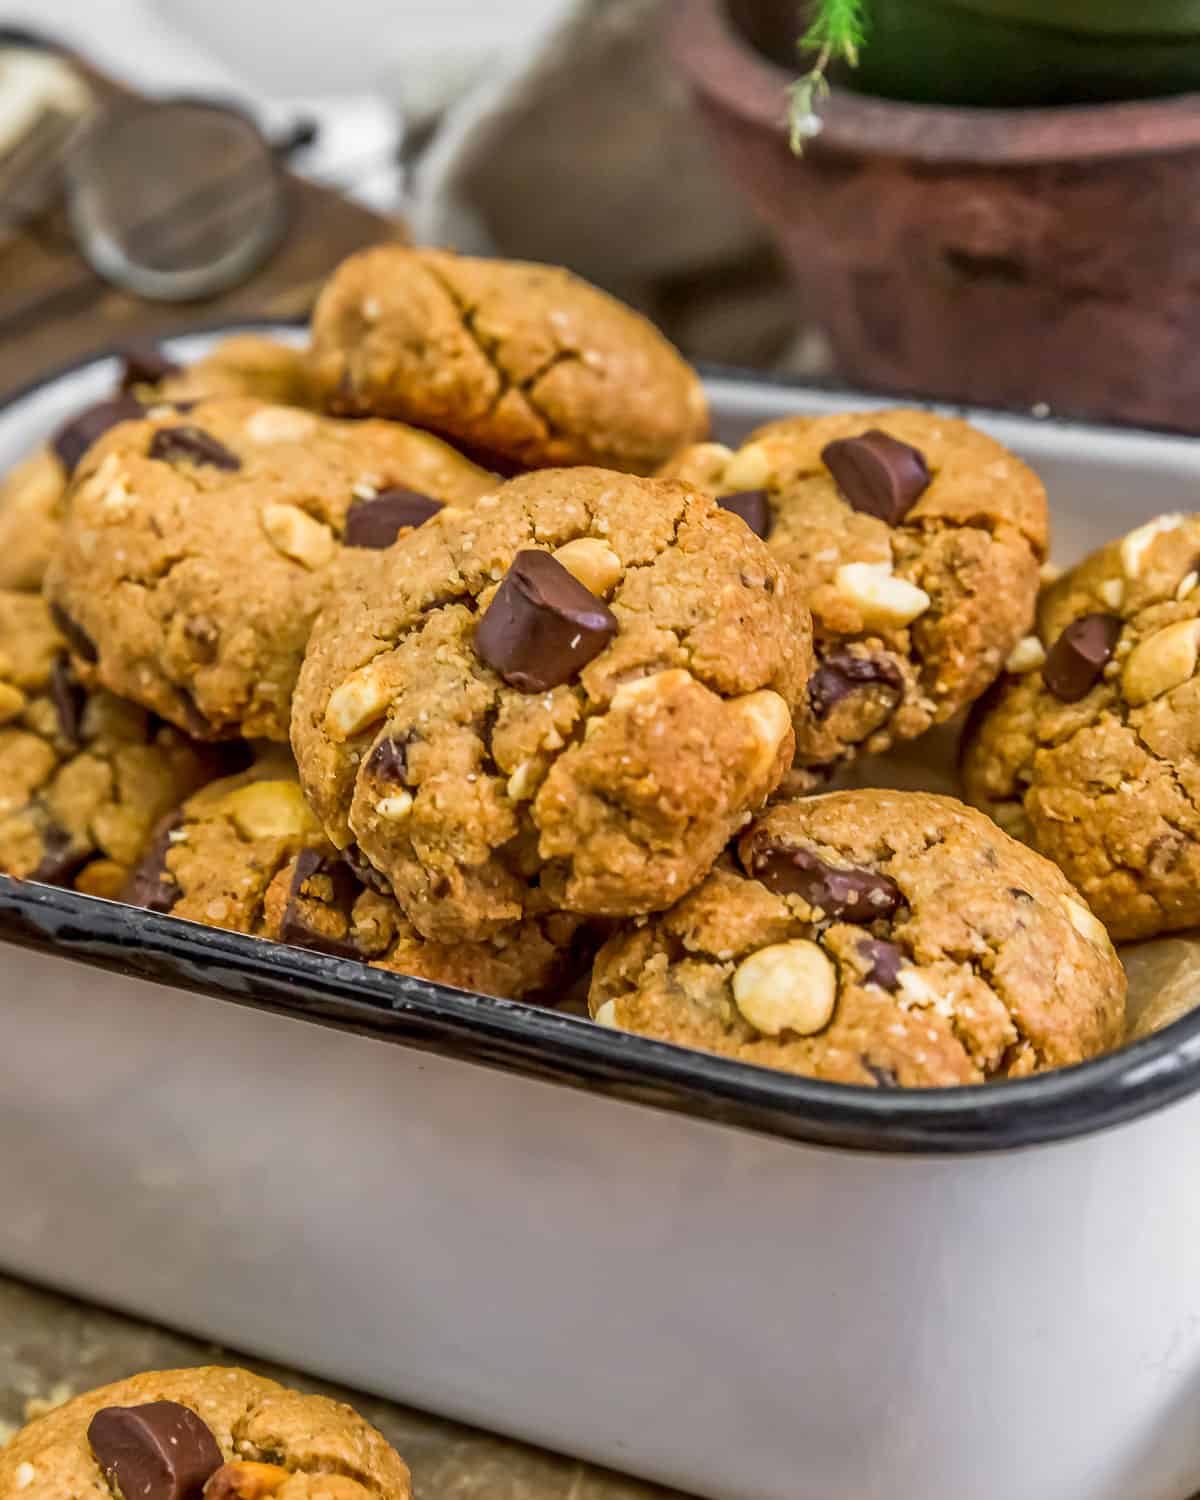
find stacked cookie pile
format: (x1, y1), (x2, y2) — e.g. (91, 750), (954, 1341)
(5, 242), (1179, 1088)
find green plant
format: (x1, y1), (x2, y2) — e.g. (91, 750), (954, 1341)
(787, 0), (866, 149)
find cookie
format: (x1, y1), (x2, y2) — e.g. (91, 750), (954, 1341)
(310, 246), (708, 474)
(0, 1365), (411, 1500)
(589, 790), (1124, 1087)
(663, 410), (1048, 777)
(125, 760), (583, 1000)
(145, 333), (315, 408)
(292, 467), (811, 941)
(0, 445), (66, 592)
(45, 396), (496, 742)
(0, 590), (212, 895)
(961, 510), (1200, 941)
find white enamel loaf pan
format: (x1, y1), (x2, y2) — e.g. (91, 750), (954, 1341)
(4, 330), (1200, 1500)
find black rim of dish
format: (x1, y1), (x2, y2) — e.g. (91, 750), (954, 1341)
(5, 329), (1200, 1157)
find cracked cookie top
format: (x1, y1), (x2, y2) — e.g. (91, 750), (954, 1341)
(309, 246), (709, 474)
(589, 790), (1124, 1087)
(663, 410), (1048, 776)
(0, 590), (213, 896)
(291, 467), (812, 941)
(125, 758), (584, 1000)
(0, 1365), (411, 1500)
(45, 396), (496, 742)
(962, 511), (1200, 941)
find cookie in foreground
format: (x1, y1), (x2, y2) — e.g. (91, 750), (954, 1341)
(589, 790), (1124, 1087)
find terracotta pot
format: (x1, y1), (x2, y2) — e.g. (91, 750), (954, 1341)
(671, 0), (1200, 428)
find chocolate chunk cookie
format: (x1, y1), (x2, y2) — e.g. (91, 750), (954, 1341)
(589, 790), (1124, 1087)
(293, 467), (812, 941)
(0, 1365), (411, 1500)
(126, 760), (583, 1000)
(148, 332), (315, 408)
(961, 511), (1200, 941)
(310, 246), (708, 474)
(0, 591), (212, 895)
(663, 410), (1048, 777)
(46, 396), (495, 741)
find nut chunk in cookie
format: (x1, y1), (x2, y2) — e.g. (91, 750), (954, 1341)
(0, 590), (212, 895)
(962, 510), (1200, 941)
(0, 1365), (411, 1500)
(590, 791), (1124, 1087)
(310, 246), (708, 474)
(664, 410), (1048, 775)
(45, 396), (495, 742)
(293, 468), (812, 941)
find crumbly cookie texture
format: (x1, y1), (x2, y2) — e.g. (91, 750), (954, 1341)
(961, 511), (1200, 941)
(589, 790), (1124, 1087)
(0, 590), (212, 895)
(309, 246), (708, 474)
(45, 396), (495, 742)
(292, 467), (812, 941)
(126, 760), (583, 1000)
(663, 410), (1048, 775)
(0, 1366), (411, 1500)
(0, 446), (65, 591)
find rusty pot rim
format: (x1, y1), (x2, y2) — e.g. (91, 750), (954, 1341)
(669, 0), (1200, 163)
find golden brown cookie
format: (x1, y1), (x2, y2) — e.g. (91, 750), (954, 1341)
(125, 759), (584, 1000)
(961, 511), (1200, 941)
(151, 333), (315, 408)
(664, 410), (1048, 778)
(292, 467), (811, 941)
(0, 1366), (411, 1500)
(46, 396), (495, 742)
(309, 246), (708, 473)
(0, 590), (212, 895)
(0, 446), (66, 592)
(589, 790), (1124, 1087)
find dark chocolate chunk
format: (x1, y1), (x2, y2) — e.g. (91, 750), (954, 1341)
(49, 654), (86, 746)
(366, 733), (411, 786)
(822, 429), (932, 526)
(88, 1401), (223, 1500)
(342, 842), (392, 895)
(808, 650), (904, 720)
(1042, 613), (1122, 702)
(123, 812), (184, 913)
(118, 343), (181, 393)
(858, 937), (903, 991)
(861, 1058), (900, 1088)
(344, 488), (443, 549)
(718, 489), (772, 540)
(51, 396), (146, 475)
(743, 836), (902, 922)
(278, 848), (363, 959)
(49, 602), (98, 664)
(31, 824), (90, 886)
(148, 426), (241, 471)
(475, 549), (618, 692)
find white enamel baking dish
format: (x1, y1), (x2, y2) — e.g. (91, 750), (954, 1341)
(3, 330), (1200, 1500)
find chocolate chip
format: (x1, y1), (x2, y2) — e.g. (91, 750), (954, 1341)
(742, 836), (903, 922)
(475, 550), (618, 693)
(1043, 613), (1122, 702)
(342, 842), (392, 895)
(51, 396), (146, 475)
(861, 1058), (900, 1088)
(49, 655), (86, 746)
(821, 429), (932, 526)
(858, 937), (903, 990)
(118, 343), (181, 393)
(49, 603), (98, 664)
(148, 426), (241, 471)
(123, 813), (184, 913)
(278, 848), (363, 959)
(344, 488), (443, 549)
(366, 733), (411, 786)
(718, 489), (772, 540)
(31, 824), (90, 886)
(808, 650), (904, 720)
(88, 1401), (223, 1500)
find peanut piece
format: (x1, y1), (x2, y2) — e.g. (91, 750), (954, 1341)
(206, 1461), (289, 1500)
(1005, 636), (1046, 674)
(1121, 620), (1200, 706)
(262, 504), (336, 571)
(376, 791), (413, 821)
(506, 759), (541, 802)
(593, 999), (619, 1029)
(834, 561), (931, 630)
(245, 406), (317, 444)
(729, 688), (793, 791)
(1061, 895), (1110, 949)
(610, 668), (691, 713)
(324, 664), (392, 740)
(1098, 577), (1124, 609)
(723, 442), (772, 491)
(0, 681), (25, 723)
(1120, 513), (1185, 578)
(552, 537), (623, 597)
(731, 939), (837, 1037)
(223, 779), (319, 841)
